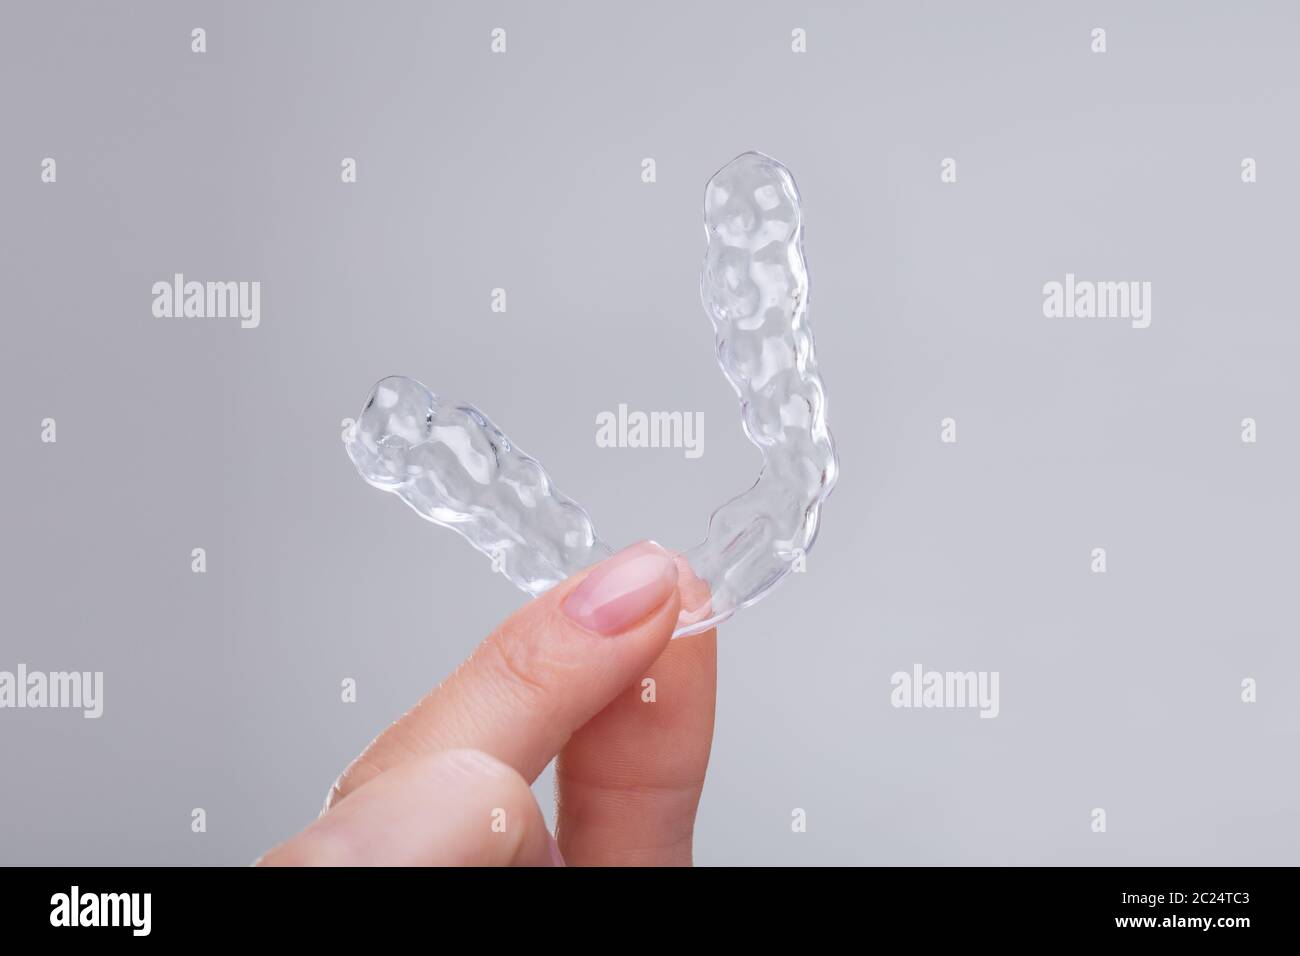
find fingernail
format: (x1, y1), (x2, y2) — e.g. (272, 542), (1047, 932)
(561, 541), (678, 635)
(548, 833), (566, 867)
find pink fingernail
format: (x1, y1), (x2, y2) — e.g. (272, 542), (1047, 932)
(561, 541), (678, 635)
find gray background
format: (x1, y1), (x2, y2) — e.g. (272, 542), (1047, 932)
(2, 0), (1297, 865)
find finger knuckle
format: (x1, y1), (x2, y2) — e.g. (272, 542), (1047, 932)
(480, 621), (567, 715)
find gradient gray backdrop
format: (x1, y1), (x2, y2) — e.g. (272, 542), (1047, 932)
(2, 0), (1298, 865)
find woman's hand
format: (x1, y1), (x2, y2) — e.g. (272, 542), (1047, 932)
(258, 541), (717, 866)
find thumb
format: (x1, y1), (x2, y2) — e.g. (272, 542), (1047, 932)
(328, 541), (681, 804)
(259, 749), (561, 866)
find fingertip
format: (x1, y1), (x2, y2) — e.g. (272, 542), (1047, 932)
(560, 541), (679, 636)
(264, 748), (553, 866)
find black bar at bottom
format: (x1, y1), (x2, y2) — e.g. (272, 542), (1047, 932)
(0, 866), (1283, 941)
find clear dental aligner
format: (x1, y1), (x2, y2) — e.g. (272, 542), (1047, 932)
(344, 152), (838, 637)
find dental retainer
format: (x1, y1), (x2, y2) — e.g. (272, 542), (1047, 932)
(344, 152), (838, 637)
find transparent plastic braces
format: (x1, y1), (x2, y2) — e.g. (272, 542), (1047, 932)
(344, 152), (838, 637)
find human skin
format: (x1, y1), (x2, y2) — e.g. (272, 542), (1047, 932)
(257, 541), (717, 866)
